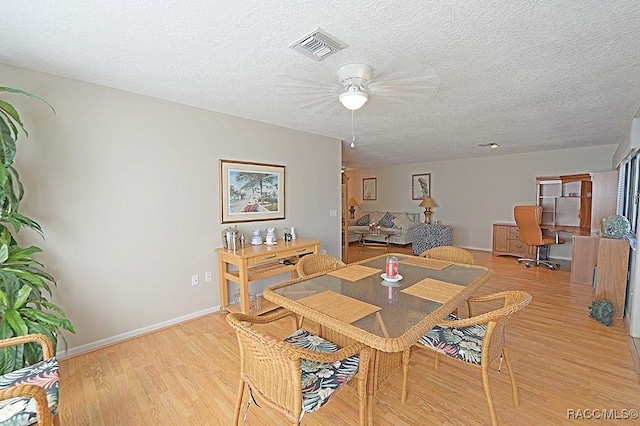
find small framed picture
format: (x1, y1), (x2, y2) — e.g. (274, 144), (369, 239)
(219, 159), (285, 223)
(412, 173), (431, 200)
(363, 178), (377, 200)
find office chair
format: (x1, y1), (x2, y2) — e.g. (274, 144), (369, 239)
(513, 205), (565, 270)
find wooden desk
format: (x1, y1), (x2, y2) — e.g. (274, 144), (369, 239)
(216, 238), (320, 315)
(537, 226), (602, 286)
(263, 253), (492, 424)
(550, 228), (630, 318)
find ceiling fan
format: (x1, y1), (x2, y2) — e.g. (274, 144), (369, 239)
(277, 63), (439, 114)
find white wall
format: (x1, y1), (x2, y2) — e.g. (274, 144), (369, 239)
(347, 145), (617, 258)
(1, 63), (342, 354)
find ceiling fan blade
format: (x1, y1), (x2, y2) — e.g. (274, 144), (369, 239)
(277, 73), (339, 90)
(276, 88), (338, 97)
(368, 77), (439, 93)
(371, 87), (438, 99)
(312, 99), (342, 115)
(294, 95), (337, 110)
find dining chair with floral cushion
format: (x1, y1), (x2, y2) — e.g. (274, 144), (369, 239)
(420, 245), (474, 317)
(401, 291), (532, 426)
(0, 334), (60, 426)
(419, 245), (474, 265)
(295, 253), (346, 277)
(226, 309), (371, 426)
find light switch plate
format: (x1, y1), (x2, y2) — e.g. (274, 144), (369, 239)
(330, 209), (337, 217)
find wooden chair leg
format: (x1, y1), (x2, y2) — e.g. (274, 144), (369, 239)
(481, 366), (498, 426)
(502, 348), (520, 406)
(401, 349), (411, 402)
(234, 379), (245, 425)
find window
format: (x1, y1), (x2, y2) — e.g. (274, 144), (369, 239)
(618, 150), (640, 234)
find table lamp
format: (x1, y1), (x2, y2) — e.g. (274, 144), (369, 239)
(348, 197), (360, 219)
(419, 197), (438, 224)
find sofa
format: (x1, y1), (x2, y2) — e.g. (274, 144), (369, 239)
(348, 211), (420, 246)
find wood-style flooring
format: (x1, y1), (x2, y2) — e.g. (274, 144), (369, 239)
(58, 244), (640, 425)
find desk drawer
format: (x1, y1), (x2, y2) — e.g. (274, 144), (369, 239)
(253, 245), (315, 264)
(508, 240), (531, 255)
(509, 227), (521, 240)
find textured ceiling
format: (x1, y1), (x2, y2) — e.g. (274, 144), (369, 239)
(1, 1), (639, 168)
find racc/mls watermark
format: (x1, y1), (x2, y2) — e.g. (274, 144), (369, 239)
(567, 409), (639, 420)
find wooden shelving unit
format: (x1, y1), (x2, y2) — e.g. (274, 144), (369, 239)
(536, 174), (592, 228)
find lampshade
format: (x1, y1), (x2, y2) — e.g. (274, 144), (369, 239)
(418, 197), (438, 208)
(339, 87), (368, 110)
(348, 197), (359, 207)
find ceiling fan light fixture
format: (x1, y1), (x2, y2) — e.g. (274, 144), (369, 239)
(339, 87), (368, 110)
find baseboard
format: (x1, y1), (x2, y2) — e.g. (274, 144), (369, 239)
(56, 306), (221, 359)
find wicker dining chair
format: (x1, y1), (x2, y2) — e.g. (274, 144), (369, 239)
(295, 253), (346, 277)
(401, 291), (532, 426)
(418, 245), (474, 264)
(227, 309), (371, 426)
(0, 334), (60, 426)
(419, 246), (474, 317)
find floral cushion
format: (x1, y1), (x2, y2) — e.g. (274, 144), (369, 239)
(284, 329), (360, 414)
(355, 214), (370, 226)
(418, 314), (486, 364)
(0, 358), (59, 425)
(378, 212), (396, 228)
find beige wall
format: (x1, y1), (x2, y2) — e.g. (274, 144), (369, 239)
(347, 145), (617, 258)
(1, 63), (342, 355)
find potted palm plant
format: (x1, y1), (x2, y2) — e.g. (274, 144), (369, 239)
(0, 86), (75, 374)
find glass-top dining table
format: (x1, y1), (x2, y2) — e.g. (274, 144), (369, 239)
(263, 253), (492, 424)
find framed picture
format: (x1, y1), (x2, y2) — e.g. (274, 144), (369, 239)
(412, 173), (431, 200)
(363, 178), (377, 200)
(220, 159), (285, 223)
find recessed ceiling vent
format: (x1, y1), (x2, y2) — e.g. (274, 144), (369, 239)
(289, 28), (348, 61)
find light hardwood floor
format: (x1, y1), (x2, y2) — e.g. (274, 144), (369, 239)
(59, 244), (640, 425)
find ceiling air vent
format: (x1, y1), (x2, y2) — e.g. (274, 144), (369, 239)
(289, 28), (348, 61)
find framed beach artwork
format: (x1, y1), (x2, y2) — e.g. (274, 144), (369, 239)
(363, 178), (377, 201)
(219, 159), (285, 223)
(412, 173), (431, 200)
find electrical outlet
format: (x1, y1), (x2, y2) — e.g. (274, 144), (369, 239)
(205, 271), (212, 282)
(329, 209), (337, 217)
(191, 274), (199, 286)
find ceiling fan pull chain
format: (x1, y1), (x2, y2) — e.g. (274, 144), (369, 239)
(351, 110), (355, 148)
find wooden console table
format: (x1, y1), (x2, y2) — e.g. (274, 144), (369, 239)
(216, 238), (320, 315)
